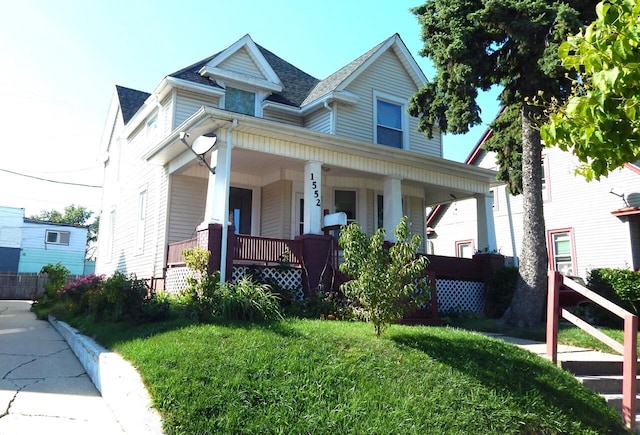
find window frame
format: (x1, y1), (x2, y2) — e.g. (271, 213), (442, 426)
(45, 230), (70, 246)
(455, 239), (474, 259)
(135, 189), (147, 254)
(373, 91), (409, 150)
(547, 228), (576, 276)
(541, 153), (551, 202)
(223, 85), (258, 116)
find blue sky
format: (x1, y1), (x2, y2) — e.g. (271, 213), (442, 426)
(0, 0), (501, 218)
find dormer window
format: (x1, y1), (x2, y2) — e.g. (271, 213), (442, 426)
(373, 91), (408, 149)
(225, 87), (256, 116)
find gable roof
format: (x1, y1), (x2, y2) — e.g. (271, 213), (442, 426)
(302, 33), (427, 106)
(115, 85), (150, 124)
(169, 36), (319, 108)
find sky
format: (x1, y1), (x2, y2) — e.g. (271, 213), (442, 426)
(0, 0), (502, 219)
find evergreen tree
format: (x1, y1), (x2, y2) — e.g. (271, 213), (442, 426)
(410, 0), (597, 326)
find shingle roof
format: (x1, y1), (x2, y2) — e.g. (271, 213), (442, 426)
(168, 45), (319, 108)
(301, 38), (389, 106)
(115, 85), (150, 124)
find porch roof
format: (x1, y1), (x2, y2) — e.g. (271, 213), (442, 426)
(143, 106), (501, 205)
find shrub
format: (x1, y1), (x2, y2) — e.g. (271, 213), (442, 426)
(339, 216), (430, 337)
(181, 247), (220, 321)
(57, 273), (105, 316)
(484, 266), (518, 318)
(586, 268), (640, 327)
(40, 263), (70, 303)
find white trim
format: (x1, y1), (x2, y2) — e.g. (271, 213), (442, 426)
(200, 66), (283, 93)
(373, 91), (410, 150)
(201, 34), (282, 87)
(337, 34), (427, 93)
(262, 91), (359, 115)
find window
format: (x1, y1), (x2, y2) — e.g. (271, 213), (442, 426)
(135, 190), (147, 253)
(455, 240), (474, 259)
(374, 92), (407, 149)
(548, 229), (575, 275)
(225, 87), (256, 116)
(45, 230), (70, 245)
(146, 113), (158, 138)
(541, 154), (550, 201)
(334, 189), (357, 240)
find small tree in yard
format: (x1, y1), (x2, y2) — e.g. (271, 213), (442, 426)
(339, 217), (430, 337)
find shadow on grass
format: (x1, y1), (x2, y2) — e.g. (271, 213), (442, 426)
(389, 329), (625, 433)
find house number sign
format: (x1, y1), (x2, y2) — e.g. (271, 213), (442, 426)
(310, 173), (320, 207)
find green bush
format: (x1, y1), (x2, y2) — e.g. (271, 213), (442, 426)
(181, 247), (220, 321)
(484, 266), (518, 318)
(39, 263), (70, 304)
(586, 268), (640, 327)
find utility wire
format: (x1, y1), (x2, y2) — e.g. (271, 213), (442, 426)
(0, 167), (102, 188)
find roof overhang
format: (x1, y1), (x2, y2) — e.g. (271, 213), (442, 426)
(612, 206), (640, 218)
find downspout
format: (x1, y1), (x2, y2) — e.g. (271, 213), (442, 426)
(219, 119), (238, 282)
(323, 101), (335, 134)
(505, 191), (519, 266)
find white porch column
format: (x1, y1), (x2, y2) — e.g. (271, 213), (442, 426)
(304, 161), (322, 234)
(383, 176), (403, 242)
(475, 192), (497, 252)
(202, 142), (231, 225)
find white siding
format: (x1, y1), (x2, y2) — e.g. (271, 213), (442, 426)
(336, 49), (441, 157)
(304, 108), (331, 133)
(263, 108), (303, 127)
(167, 175), (207, 243)
(409, 196), (426, 253)
(261, 180), (291, 238)
(431, 146), (640, 278)
(218, 47), (265, 79)
(174, 91), (220, 128)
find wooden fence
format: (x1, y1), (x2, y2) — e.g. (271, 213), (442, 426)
(0, 273), (79, 300)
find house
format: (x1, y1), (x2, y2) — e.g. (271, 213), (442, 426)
(95, 34), (501, 295)
(427, 129), (640, 279)
(0, 206), (90, 275)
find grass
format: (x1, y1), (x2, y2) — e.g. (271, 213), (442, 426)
(71, 317), (625, 435)
(446, 314), (633, 355)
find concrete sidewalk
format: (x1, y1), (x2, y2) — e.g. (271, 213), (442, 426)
(0, 300), (125, 435)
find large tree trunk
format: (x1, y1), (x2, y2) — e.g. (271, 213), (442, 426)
(502, 105), (548, 327)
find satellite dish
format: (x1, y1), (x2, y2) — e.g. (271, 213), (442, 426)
(192, 133), (217, 155)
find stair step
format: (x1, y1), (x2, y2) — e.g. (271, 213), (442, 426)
(578, 375), (640, 394)
(600, 394), (640, 414)
(560, 359), (627, 376)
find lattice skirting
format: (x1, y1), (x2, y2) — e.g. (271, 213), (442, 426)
(165, 267), (197, 294)
(435, 279), (485, 313)
(232, 266), (304, 301)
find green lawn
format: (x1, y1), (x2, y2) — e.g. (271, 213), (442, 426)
(75, 318), (625, 434)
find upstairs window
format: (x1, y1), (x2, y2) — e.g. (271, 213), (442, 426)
(225, 87), (256, 116)
(374, 92), (407, 149)
(45, 230), (70, 245)
(455, 240), (474, 259)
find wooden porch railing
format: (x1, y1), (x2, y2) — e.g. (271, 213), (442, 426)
(166, 237), (197, 266)
(547, 271), (638, 430)
(233, 234), (303, 266)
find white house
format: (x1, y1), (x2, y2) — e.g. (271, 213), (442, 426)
(428, 130), (640, 279)
(95, 34), (501, 294)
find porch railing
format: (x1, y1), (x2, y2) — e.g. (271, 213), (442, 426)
(167, 238), (197, 266)
(233, 234), (303, 266)
(547, 271), (638, 430)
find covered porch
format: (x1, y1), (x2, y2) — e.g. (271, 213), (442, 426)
(145, 107), (502, 305)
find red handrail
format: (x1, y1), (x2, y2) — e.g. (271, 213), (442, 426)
(547, 271), (637, 430)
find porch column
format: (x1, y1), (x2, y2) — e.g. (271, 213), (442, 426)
(383, 176), (403, 242)
(475, 192), (497, 252)
(202, 142), (231, 226)
(304, 161), (322, 234)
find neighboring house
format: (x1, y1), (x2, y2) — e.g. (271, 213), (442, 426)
(0, 206), (90, 275)
(95, 34), (500, 294)
(20, 219), (89, 275)
(428, 130), (640, 279)
(0, 206), (23, 272)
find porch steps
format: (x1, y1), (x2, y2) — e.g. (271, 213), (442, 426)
(560, 357), (640, 430)
(488, 334), (640, 430)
